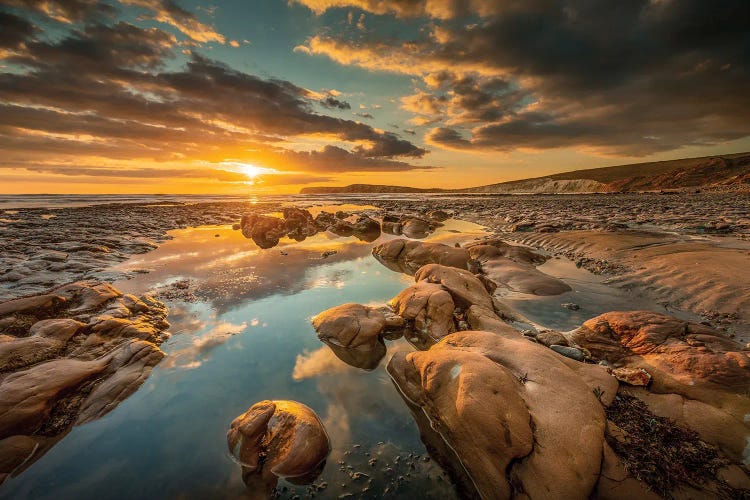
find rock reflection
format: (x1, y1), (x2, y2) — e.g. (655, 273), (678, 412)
(320, 338), (387, 370)
(240, 208), (382, 248)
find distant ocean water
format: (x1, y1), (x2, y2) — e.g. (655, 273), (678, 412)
(0, 192), (513, 210)
(0, 194), (288, 209)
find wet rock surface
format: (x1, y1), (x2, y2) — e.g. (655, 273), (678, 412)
(0, 201), (280, 300)
(388, 330), (610, 499)
(227, 400), (330, 496)
(570, 310), (750, 464)
(312, 303), (404, 370)
(0, 281), (169, 483)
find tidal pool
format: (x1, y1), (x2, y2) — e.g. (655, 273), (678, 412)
(2, 217), (487, 500)
(3, 213), (690, 499)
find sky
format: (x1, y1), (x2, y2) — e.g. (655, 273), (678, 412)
(1, 0), (749, 194)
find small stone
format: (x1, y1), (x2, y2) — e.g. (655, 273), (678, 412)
(550, 344), (585, 361)
(611, 367), (652, 386)
(561, 302), (580, 311)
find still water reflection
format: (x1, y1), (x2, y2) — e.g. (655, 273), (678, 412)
(2, 217), (487, 499)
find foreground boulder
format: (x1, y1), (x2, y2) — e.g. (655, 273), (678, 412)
(374, 238), (570, 296)
(570, 310), (750, 463)
(311, 303), (404, 369)
(468, 244), (571, 296)
(0, 281), (169, 483)
(373, 239), (473, 274)
(388, 330), (615, 499)
(227, 400), (330, 494)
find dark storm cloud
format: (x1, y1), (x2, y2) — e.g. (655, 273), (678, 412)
(0, 11), (35, 48)
(0, 11), (427, 176)
(319, 95), (351, 110)
(1, 0), (116, 22)
(299, 0), (750, 156)
(280, 145), (432, 172)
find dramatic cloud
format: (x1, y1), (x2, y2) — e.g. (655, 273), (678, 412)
(2, 0), (116, 23)
(319, 95), (351, 110)
(120, 0), (225, 43)
(296, 0), (750, 156)
(0, 6), (428, 182)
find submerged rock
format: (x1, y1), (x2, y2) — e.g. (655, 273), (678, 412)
(227, 400), (330, 494)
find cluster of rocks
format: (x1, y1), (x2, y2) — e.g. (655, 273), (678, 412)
(0, 201), (281, 300)
(367, 192), (750, 236)
(381, 210), (450, 239)
(0, 281), (170, 483)
(310, 238), (750, 498)
(238, 207), (382, 249)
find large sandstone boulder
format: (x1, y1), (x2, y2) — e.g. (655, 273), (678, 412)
(569, 311), (750, 463)
(312, 303), (404, 369)
(373, 239), (473, 275)
(415, 264), (494, 311)
(390, 282), (456, 347)
(227, 400), (330, 493)
(400, 217), (433, 239)
(388, 330), (613, 499)
(468, 245), (571, 296)
(465, 239), (548, 266)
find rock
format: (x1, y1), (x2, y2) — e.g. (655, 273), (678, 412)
(240, 214), (286, 249)
(465, 305), (520, 336)
(227, 400), (330, 490)
(282, 207), (318, 241)
(468, 245), (571, 296)
(400, 217), (433, 239)
(351, 215), (381, 242)
(465, 239), (548, 266)
(570, 311), (750, 463)
(0, 319), (85, 371)
(314, 211), (337, 229)
(427, 210), (451, 222)
(0, 435), (40, 484)
(321, 250), (337, 259)
(0, 281), (169, 473)
(389, 282), (456, 346)
(312, 304), (386, 349)
(414, 264), (494, 311)
(534, 329), (569, 347)
(561, 302), (580, 311)
(381, 221), (402, 235)
(0, 293), (66, 317)
(550, 344), (586, 361)
(373, 239), (472, 275)
(37, 250), (68, 262)
(77, 340), (165, 424)
(611, 367), (652, 386)
(387, 330), (607, 499)
(312, 304), (403, 370)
